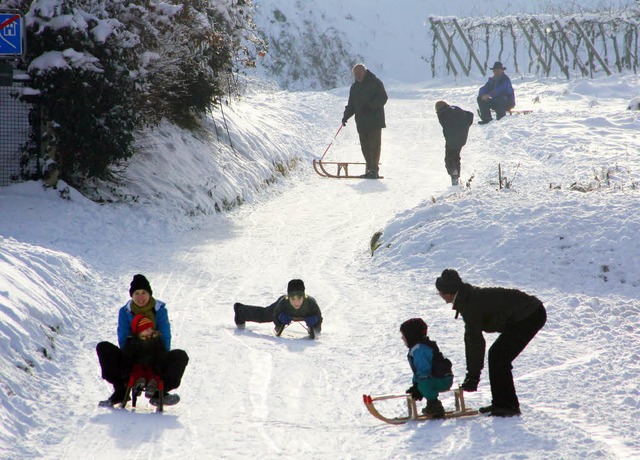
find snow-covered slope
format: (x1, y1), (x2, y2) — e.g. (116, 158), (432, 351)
(1, 0), (640, 459)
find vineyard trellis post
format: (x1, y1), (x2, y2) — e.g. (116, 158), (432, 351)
(570, 18), (611, 76)
(428, 13), (636, 79)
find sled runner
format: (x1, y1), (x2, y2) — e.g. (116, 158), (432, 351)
(313, 160), (383, 179)
(363, 388), (478, 424)
(275, 318), (319, 339)
(313, 124), (383, 179)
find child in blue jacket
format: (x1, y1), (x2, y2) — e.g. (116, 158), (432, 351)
(401, 318), (454, 417)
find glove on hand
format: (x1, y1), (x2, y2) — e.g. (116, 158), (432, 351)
(304, 315), (319, 327)
(405, 384), (423, 401)
(460, 372), (480, 392)
(341, 118), (347, 127)
(278, 312), (292, 325)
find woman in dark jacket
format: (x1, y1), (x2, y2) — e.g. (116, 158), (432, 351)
(435, 269), (546, 417)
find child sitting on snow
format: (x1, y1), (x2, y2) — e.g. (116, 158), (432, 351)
(401, 318), (454, 417)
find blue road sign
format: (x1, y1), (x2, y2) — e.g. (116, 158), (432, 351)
(0, 13), (23, 57)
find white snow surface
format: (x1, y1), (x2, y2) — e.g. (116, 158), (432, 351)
(2, 1), (640, 459)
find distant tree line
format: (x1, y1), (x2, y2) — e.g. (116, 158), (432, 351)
(4, 0), (264, 188)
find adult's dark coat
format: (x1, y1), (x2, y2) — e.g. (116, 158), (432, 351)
(452, 284), (543, 374)
(343, 70), (388, 133)
(437, 105), (474, 149)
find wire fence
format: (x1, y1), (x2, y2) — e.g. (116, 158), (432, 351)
(0, 82), (35, 186)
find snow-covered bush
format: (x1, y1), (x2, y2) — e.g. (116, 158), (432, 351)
(4, 0), (264, 187)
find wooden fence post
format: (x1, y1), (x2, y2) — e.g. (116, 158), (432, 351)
(530, 19), (569, 78)
(452, 18), (485, 74)
(429, 18), (459, 76)
(434, 20), (471, 76)
(517, 19), (551, 75)
(554, 19), (589, 76)
(571, 18), (612, 75)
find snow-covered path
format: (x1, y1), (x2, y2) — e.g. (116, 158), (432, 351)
(7, 80), (640, 459)
(37, 88), (450, 459)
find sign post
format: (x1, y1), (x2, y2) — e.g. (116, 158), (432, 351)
(0, 12), (24, 86)
(0, 12), (24, 58)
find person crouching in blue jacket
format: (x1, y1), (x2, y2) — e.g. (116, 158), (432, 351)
(401, 318), (454, 418)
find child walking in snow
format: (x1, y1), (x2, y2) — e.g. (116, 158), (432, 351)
(401, 318), (454, 417)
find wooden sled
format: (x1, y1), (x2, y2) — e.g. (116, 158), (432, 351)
(363, 388), (478, 424)
(313, 160), (383, 179)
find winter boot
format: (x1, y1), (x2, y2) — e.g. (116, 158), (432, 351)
(150, 391), (180, 407)
(145, 378), (158, 399)
(450, 170), (459, 186)
(98, 383), (129, 407)
(233, 303), (245, 328)
(422, 399), (445, 418)
(488, 405), (521, 417)
(274, 324), (286, 337)
(479, 404), (493, 414)
(133, 377), (146, 398)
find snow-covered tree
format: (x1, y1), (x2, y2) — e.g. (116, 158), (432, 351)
(6, 0), (264, 187)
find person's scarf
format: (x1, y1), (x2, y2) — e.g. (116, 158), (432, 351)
(131, 297), (156, 326)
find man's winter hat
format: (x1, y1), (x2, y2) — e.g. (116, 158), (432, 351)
(400, 318), (428, 345)
(490, 61), (506, 70)
(131, 314), (154, 335)
(435, 269), (463, 294)
(129, 274), (152, 297)
(435, 100), (448, 112)
(287, 279), (305, 295)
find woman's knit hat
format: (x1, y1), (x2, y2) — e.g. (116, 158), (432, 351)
(129, 274), (153, 296)
(435, 269), (463, 294)
(131, 314), (154, 335)
(400, 318), (428, 346)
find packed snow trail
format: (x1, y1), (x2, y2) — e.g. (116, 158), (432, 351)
(37, 87), (451, 459)
(21, 84), (635, 459)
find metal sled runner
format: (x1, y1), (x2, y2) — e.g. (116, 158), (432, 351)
(363, 388), (478, 424)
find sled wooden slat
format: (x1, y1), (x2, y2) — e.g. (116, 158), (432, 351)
(313, 160), (383, 179)
(363, 388), (479, 425)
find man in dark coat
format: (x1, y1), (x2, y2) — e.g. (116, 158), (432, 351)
(435, 269), (547, 417)
(477, 61), (515, 124)
(342, 64), (388, 179)
(435, 100), (474, 185)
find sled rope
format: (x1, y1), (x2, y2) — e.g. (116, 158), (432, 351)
(319, 124), (343, 161)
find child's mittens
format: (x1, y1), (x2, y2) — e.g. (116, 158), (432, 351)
(278, 312), (292, 325)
